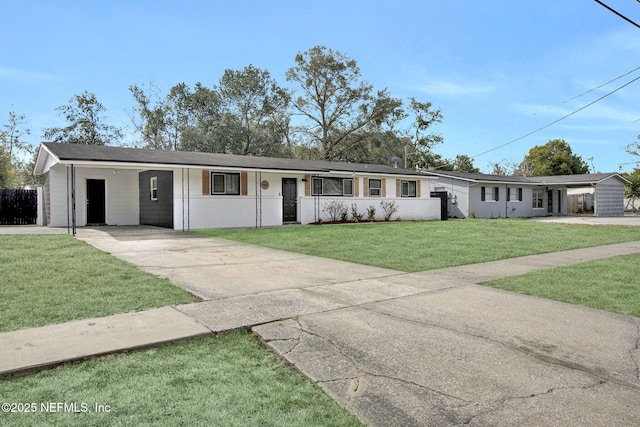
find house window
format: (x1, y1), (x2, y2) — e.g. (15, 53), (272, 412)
(150, 176), (158, 201)
(401, 180), (417, 197)
(532, 188), (544, 208)
(481, 186), (499, 202)
(508, 187), (523, 202)
(311, 177), (353, 196)
(211, 173), (240, 195)
(369, 179), (381, 197)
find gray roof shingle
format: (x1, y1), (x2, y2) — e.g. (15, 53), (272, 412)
(41, 143), (426, 176)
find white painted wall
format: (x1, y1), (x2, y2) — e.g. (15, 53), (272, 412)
(300, 197), (440, 223)
(173, 169), (292, 230)
(47, 164), (140, 227)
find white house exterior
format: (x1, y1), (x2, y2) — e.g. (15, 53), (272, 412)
(34, 143), (441, 230)
(424, 171), (630, 218)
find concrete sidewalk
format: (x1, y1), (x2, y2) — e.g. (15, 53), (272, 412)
(1, 228), (640, 426)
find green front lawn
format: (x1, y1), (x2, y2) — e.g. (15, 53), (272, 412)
(0, 235), (195, 332)
(193, 219), (640, 272)
(485, 253), (640, 317)
(0, 332), (362, 427)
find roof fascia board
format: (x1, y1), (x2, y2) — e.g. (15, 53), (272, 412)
(33, 144), (59, 175)
(52, 159), (428, 178)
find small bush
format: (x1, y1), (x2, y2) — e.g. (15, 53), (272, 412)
(367, 205), (376, 222)
(322, 200), (348, 222)
(380, 200), (399, 221)
(351, 204), (364, 222)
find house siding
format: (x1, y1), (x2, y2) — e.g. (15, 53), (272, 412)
(46, 164), (140, 227)
(173, 171), (438, 229)
(42, 171), (50, 226)
(429, 177), (558, 219)
(139, 170), (173, 228)
(595, 177), (625, 217)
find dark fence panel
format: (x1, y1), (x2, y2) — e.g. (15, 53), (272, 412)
(0, 189), (37, 225)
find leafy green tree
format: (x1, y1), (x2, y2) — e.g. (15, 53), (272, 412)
(286, 45), (403, 161)
(488, 159), (517, 176)
(627, 137), (640, 166)
(132, 67), (291, 156)
(517, 139), (589, 176)
(404, 98), (444, 168)
(623, 169), (640, 212)
(217, 65), (291, 156)
(130, 82), (180, 150)
(0, 147), (11, 188)
(451, 154), (480, 173)
(0, 110), (37, 188)
(43, 91), (122, 145)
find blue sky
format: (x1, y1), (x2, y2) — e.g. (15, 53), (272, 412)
(2, 0), (639, 173)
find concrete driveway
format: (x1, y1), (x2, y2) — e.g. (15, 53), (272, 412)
(76, 226), (640, 426)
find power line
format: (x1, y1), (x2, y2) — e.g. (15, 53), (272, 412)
(559, 65), (640, 105)
(470, 74), (640, 160)
(594, 0), (640, 29)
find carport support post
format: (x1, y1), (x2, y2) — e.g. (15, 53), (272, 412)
(71, 164), (76, 236)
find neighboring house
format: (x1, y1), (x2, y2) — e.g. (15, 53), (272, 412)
(424, 170), (630, 218)
(33, 143), (441, 230)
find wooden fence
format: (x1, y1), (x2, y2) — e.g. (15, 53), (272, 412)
(0, 189), (37, 225)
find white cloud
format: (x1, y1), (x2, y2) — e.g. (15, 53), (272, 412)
(412, 80), (496, 98)
(0, 66), (62, 83)
(512, 102), (640, 127)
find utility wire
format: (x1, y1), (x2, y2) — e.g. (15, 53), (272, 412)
(559, 65), (640, 105)
(594, 0), (640, 29)
(470, 74), (640, 160)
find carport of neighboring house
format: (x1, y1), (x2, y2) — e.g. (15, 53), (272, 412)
(32, 143), (441, 230)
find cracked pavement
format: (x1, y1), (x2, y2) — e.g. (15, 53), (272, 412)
(77, 226), (640, 426)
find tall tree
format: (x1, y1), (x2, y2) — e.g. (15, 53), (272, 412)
(0, 148), (11, 188)
(217, 65), (291, 156)
(405, 98), (444, 168)
(286, 46), (403, 161)
(627, 137), (640, 166)
(517, 139), (589, 176)
(622, 169), (640, 212)
(0, 110), (37, 188)
(451, 154), (480, 173)
(130, 83), (180, 150)
(1, 111), (31, 161)
(43, 91), (122, 145)
(488, 159), (517, 176)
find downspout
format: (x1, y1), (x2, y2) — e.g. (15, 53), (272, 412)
(187, 168), (190, 231)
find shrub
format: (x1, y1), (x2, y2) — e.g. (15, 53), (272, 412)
(366, 205), (376, 222)
(322, 200), (348, 222)
(380, 200), (399, 221)
(351, 204), (364, 222)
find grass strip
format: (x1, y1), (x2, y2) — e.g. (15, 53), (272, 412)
(484, 253), (640, 317)
(0, 332), (362, 427)
(0, 235), (195, 332)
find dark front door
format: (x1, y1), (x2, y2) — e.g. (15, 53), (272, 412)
(282, 178), (297, 222)
(86, 179), (106, 225)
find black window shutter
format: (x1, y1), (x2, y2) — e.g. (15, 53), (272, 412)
(507, 187), (511, 201)
(494, 187), (499, 201)
(518, 188), (523, 201)
(481, 187), (486, 201)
